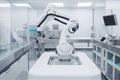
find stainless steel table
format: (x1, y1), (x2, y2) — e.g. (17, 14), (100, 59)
(0, 41), (35, 74)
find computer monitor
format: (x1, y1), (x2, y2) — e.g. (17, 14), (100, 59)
(103, 14), (118, 26)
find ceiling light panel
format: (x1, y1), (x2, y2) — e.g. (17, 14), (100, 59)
(0, 4), (10, 7)
(77, 2), (93, 7)
(94, 3), (104, 7)
(13, 3), (31, 7)
(49, 3), (64, 7)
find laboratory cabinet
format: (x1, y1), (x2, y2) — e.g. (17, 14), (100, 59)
(0, 52), (28, 80)
(93, 45), (102, 69)
(93, 52), (96, 63)
(107, 63), (113, 80)
(93, 40), (120, 80)
(115, 69), (120, 80)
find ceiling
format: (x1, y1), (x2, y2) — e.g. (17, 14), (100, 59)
(2, 0), (106, 9)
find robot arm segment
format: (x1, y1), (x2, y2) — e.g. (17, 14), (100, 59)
(37, 4), (77, 33)
(54, 18), (67, 25)
(37, 13), (69, 28)
(37, 12), (79, 34)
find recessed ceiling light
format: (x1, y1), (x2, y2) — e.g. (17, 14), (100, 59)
(0, 4), (10, 7)
(49, 3), (64, 7)
(13, 3), (31, 7)
(94, 3), (104, 7)
(77, 2), (93, 7)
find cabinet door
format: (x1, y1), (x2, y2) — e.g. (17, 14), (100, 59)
(5, 60), (19, 79)
(0, 72), (7, 79)
(18, 53), (28, 72)
(0, 52), (28, 80)
(16, 52), (28, 80)
(0, 61), (19, 80)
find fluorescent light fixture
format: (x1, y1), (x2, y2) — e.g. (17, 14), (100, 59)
(94, 3), (104, 7)
(77, 2), (93, 7)
(0, 4), (10, 7)
(13, 3), (31, 7)
(50, 3), (64, 7)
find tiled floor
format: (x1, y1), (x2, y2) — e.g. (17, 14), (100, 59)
(18, 49), (108, 80)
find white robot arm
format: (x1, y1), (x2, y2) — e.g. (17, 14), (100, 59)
(37, 4), (70, 31)
(37, 4), (79, 60)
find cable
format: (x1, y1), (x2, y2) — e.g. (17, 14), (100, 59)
(54, 18), (67, 25)
(37, 13), (70, 27)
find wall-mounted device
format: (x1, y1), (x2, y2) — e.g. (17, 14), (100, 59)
(103, 14), (118, 26)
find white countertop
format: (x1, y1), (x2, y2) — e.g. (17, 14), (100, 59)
(29, 52), (100, 80)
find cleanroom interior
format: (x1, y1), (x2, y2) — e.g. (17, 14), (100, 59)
(0, 0), (120, 80)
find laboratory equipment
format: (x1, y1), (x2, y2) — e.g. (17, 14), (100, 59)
(53, 24), (59, 30)
(101, 34), (120, 45)
(48, 24), (60, 39)
(48, 30), (60, 39)
(43, 25), (60, 39)
(36, 4), (79, 61)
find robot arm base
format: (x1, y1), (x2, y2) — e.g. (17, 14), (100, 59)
(56, 42), (74, 60)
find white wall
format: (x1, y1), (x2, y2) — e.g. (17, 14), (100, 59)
(105, 0), (120, 36)
(11, 7), (37, 31)
(112, 9), (120, 35)
(61, 9), (93, 38)
(0, 7), (11, 46)
(11, 7), (37, 42)
(28, 9), (38, 25)
(11, 7), (29, 31)
(94, 8), (105, 40)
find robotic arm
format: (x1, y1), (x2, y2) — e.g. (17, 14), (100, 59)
(37, 4), (79, 34)
(37, 4), (79, 60)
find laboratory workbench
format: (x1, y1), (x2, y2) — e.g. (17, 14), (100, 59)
(93, 40), (120, 80)
(93, 40), (120, 56)
(0, 41), (35, 74)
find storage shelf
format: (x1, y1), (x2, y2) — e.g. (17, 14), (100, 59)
(107, 63), (113, 80)
(108, 52), (113, 62)
(103, 50), (106, 57)
(97, 47), (102, 54)
(115, 69), (120, 80)
(115, 56), (120, 67)
(93, 40), (120, 80)
(97, 56), (101, 69)
(103, 60), (106, 71)
(93, 53), (96, 63)
(93, 45), (96, 51)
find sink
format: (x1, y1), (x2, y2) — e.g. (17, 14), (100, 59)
(48, 56), (81, 65)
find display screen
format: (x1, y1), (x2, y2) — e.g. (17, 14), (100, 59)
(103, 15), (118, 26)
